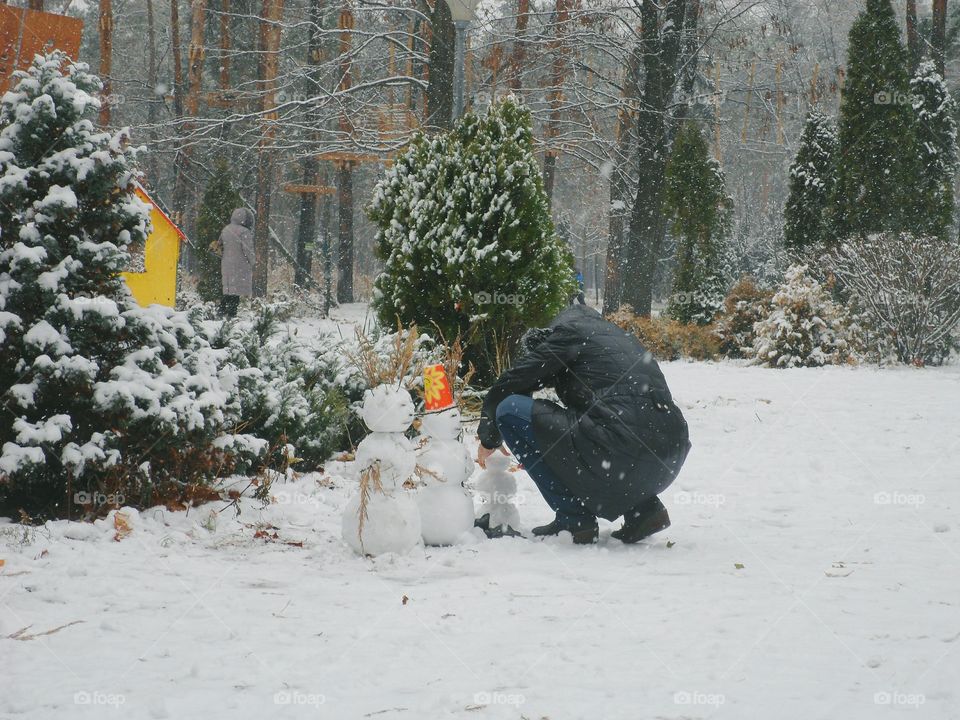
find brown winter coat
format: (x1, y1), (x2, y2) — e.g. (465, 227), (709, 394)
(220, 208), (255, 296)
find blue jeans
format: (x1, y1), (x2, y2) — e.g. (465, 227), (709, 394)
(495, 394), (594, 525)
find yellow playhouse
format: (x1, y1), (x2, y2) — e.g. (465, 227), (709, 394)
(121, 186), (185, 307)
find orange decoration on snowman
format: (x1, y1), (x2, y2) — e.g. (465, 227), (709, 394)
(423, 363), (454, 412)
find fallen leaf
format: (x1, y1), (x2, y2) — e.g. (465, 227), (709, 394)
(734, 563), (745, 570)
(113, 511), (133, 541)
(401, 595), (409, 606)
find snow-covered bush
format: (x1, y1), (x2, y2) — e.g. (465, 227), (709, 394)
(0, 54), (267, 520)
(201, 306), (353, 471)
(828, 233), (960, 365)
(714, 277), (773, 359)
(368, 97), (576, 383)
(749, 265), (860, 368)
(199, 306), (438, 473)
(607, 306), (720, 361)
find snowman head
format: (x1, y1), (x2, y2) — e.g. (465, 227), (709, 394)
(420, 407), (462, 440)
(360, 384), (415, 433)
(484, 452), (512, 472)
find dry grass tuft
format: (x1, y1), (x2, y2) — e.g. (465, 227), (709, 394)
(346, 319), (423, 389)
(356, 461), (384, 552)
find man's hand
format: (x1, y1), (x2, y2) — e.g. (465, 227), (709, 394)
(477, 443), (509, 469)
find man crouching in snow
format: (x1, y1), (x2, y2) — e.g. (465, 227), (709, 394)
(476, 304), (691, 544)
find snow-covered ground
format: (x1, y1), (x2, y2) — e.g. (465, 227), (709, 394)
(3, 358), (959, 719)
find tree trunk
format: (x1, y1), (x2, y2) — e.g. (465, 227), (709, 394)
(906, 0), (920, 74)
(172, 0), (207, 253)
(543, 0), (568, 205)
(219, 0), (231, 90)
(426, 0), (455, 130)
(253, 149), (274, 297)
(543, 154), (557, 203)
(602, 49), (641, 314)
(186, 0), (206, 117)
(621, 0), (688, 316)
(412, 3), (429, 115)
(603, 136), (629, 313)
(336, 162), (354, 304)
(145, 0), (159, 183)
(252, 0), (284, 297)
(294, 163), (319, 289)
(508, 0), (529, 93)
(98, 0), (113, 126)
(932, 0), (948, 77)
(321, 191), (333, 315)
(293, 0), (324, 289)
(170, 0), (188, 226)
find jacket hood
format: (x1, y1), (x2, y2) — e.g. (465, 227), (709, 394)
(230, 208), (255, 229)
(550, 302), (600, 328)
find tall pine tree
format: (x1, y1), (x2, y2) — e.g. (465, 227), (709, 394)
(784, 108), (838, 254)
(909, 60), (958, 238)
(195, 160), (243, 302)
(830, 0), (919, 242)
(664, 122), (731, 325)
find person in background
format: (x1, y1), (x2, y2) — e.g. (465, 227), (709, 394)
(218, 208), (255, 318)
(574, 268), (586, 305)
(477, 304), (691, 544)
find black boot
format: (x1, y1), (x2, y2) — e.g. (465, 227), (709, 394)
(475, 513), (522, 539)
(612, 496), (670, 544)
(532, 517), (599, 545)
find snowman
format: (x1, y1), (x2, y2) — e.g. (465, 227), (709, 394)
(341, 384), (422, 556)
(415, 364), (476, 546)
(474, 452), (521, 538)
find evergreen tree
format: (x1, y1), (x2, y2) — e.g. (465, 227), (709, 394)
(0, 54), (231, 519)
(368, 98), (576, 381)
(784, 108), (838, 254)
(750, 265), (861, 368)
(664, 122), (732, 325)
(195, 159), (243, 301)
(830, 0), (919, 241)
(909, 60), (958, 238)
